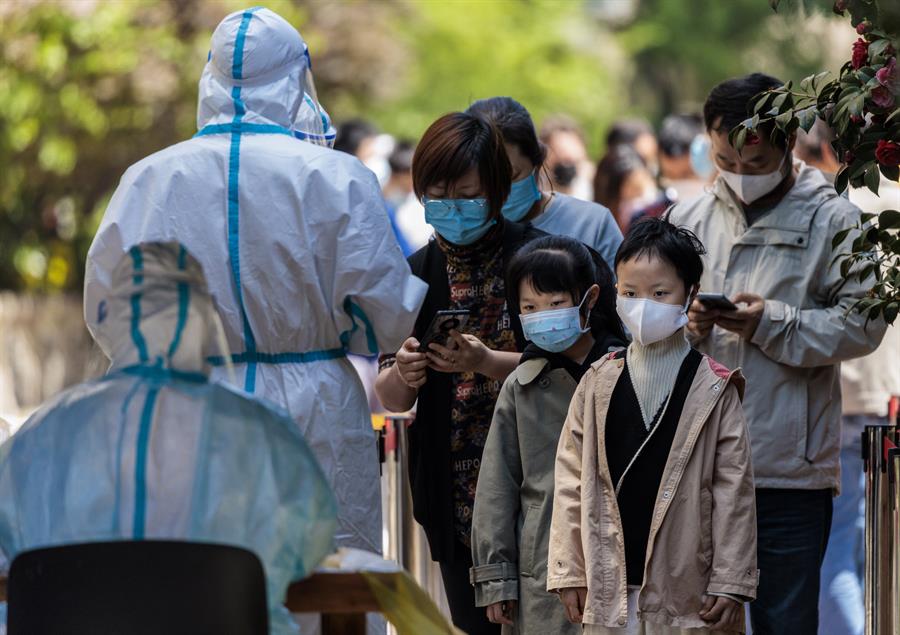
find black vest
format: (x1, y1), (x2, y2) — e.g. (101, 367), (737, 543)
(605, 348), (702, 585)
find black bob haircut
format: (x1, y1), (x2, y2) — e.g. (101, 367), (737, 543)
(507, 235), (626, 344)
(704, 72), (787, 149)
(615, 217), (707, 293)
(467, 97), (547, 170)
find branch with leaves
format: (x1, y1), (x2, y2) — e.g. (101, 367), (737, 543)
(735, 0), (900, 322)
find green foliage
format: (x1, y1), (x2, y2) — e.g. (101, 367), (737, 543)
(617, 0), (845, 122)
(366, 0), (626, 153)
(736, 0), (900, 323)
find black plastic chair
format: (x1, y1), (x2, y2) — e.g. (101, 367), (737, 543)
(7, 540), (269, 635)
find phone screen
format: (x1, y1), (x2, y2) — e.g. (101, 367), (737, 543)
(418, 310), (470, 352)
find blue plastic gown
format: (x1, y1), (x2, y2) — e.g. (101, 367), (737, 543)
(0, 243), (337, 634)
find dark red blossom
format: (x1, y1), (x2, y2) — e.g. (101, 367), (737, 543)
(875, 140), (900, 166)
(852, 38), (869, 69)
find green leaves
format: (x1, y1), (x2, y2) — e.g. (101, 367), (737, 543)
(833, 207), (900, 325)
(879, 210), (900, 230)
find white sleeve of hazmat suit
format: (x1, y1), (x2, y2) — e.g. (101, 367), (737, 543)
(326, 161), (426, 356)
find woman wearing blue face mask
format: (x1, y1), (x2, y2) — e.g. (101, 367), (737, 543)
(466, 97), (623, 274)
(375, 112), (545, 635)
(470, 235), (625, 634)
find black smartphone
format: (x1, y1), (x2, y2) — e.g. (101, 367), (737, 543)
(418, 310), (470, 352)
(697, 292), (738, 311)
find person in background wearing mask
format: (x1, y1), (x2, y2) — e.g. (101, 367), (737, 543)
(594, 145), (669, 233)
(375, 112), (544, 635)
(384, 140), (433, 255)
(467, 97), (623, 272)
(668, 73), (886, 635)
(540, 115), (596, 202)
(658, 114), (708, 203)
(84, 12), (427, 616)
(548, 218), (756, 634)
(795, 120), (900, 635)
(606, 119), (660, 178)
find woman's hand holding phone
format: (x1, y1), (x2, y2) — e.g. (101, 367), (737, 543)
(425, 330), (488, 374)
(395, 337), (429, 389)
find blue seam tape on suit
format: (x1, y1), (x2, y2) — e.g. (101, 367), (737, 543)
(344, 298), (379, 355)
(207, 348), (346, 367)
(128, 246), (149, 363)
(195, 122), (293, 137)
(167, 245), (190, 360)
(121, 364), (208, 384)
(227, 9), (260, 394)
(132, 385), (160, 540)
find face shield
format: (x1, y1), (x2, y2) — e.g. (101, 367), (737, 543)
(292, 49), (336, 147)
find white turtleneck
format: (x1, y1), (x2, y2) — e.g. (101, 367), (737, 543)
(626, 329), (691, 429)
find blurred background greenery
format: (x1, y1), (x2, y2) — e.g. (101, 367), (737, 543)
(0, 0), (854, 292)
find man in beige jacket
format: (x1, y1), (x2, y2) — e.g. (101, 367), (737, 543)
(668, 73), (886, 635)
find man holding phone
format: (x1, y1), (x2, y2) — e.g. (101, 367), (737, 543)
(668, 73), (885, 635)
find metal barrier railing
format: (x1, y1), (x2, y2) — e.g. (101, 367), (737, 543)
(378, 415), (451, 624)
(864, 396), (900, 635)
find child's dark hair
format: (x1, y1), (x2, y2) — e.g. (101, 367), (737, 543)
(507, 235), (626, 344)
(615, 217), (706, 292)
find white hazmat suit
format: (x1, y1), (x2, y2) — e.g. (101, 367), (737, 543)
(0, 243), (337, 634)
(84, 8), (426, 558)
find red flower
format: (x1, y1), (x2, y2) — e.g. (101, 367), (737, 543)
(871, 86), (896, 109)
(875, 140), (900, 166)
(745, 132), (761, 146)
(843, 150), (855, 164)
(833, 0), (849, 13)
(856, 21), (871, 35)
(852, 38), (870, 70)
(876, 57), (898, 91)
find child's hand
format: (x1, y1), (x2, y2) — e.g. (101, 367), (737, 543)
(486, 600), (517, 625)
(559, 587), (587, 624)
(699, 595), (742, 630)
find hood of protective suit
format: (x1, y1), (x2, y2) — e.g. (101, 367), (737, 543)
(198, 8), (309, 130)
(91, 242), (224, 374)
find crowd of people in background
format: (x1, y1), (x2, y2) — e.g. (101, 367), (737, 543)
(332, 108), (721, 247)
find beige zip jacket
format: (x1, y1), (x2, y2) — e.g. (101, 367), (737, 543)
(668, 162), (886, 490)
(547, 353), (757, 630)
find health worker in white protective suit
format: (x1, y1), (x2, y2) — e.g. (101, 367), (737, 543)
(0, 242), (337, 635)
(84, 7), (427, 560)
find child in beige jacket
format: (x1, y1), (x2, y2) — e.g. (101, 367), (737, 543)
(548, 218), (757, 634)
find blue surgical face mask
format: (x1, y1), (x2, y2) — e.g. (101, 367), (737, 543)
(519, 293), (590, 353)
(502, 172), (541, 222)
(424, 197), (496, 246)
